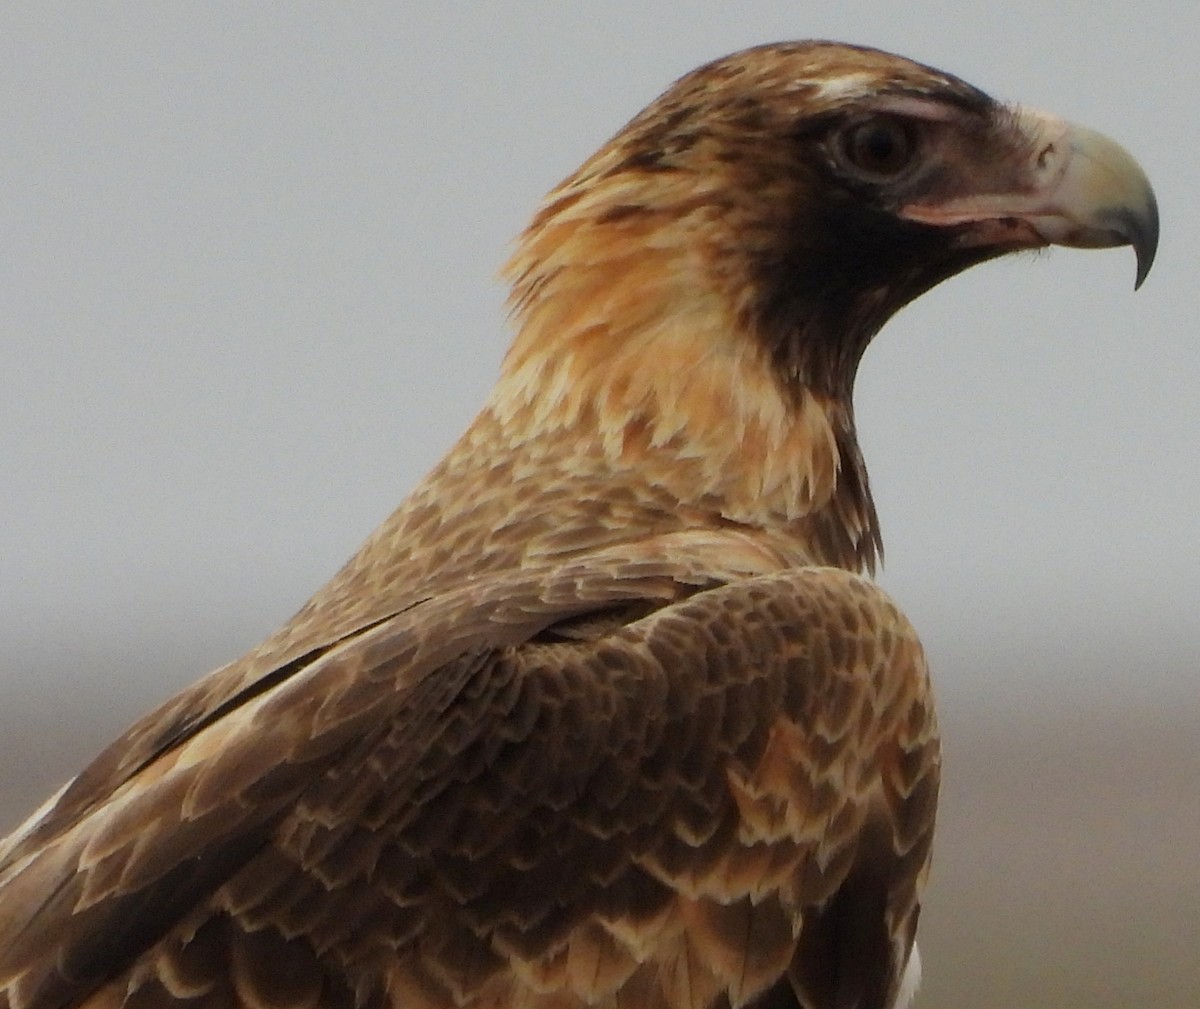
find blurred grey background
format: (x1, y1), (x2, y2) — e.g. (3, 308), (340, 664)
(2, 3), (1196, 1006)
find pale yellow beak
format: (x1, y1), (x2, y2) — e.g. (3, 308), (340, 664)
(902, 107), (1159, 288)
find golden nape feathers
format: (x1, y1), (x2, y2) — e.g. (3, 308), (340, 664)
(0, 41), (1156, 1009)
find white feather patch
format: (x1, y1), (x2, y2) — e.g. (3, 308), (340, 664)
(895, 942), (922, 1009)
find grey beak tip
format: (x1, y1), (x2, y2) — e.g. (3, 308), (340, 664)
(1128, 193), (1160, 291)
(1134, 256), (1152, 291)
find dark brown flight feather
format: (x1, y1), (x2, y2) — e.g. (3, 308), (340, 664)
(0, 40), (1156, 1009)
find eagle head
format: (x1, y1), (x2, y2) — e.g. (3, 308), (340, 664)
(489, 42), (1157, 569)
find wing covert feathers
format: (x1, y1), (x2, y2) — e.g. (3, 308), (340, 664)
(0, 557), (937, 1009)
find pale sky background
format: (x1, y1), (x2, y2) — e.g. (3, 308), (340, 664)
(1, 4), (1198, 1003)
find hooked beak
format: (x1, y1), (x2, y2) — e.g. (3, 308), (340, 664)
(902, 107), (1159, 289)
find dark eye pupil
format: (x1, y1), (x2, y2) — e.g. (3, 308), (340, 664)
(845, 119), (914, 176)
(861, 127), (896, 164)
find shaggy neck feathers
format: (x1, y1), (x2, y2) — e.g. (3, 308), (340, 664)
(477, 173), (881, 572)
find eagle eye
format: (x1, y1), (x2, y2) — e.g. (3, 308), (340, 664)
(836, 117), (920, 180)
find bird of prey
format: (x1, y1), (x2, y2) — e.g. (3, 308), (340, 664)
(0, 40), (1156, 1009)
